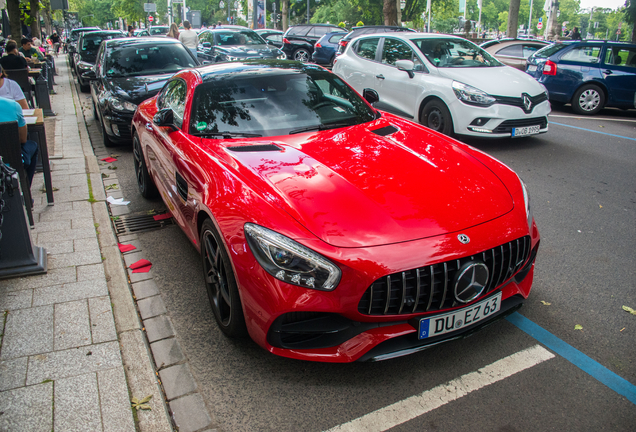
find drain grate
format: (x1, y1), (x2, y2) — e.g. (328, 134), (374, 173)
(113, 213), (174, 235)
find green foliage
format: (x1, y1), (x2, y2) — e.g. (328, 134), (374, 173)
(356, 21), (364, 26)
(498, 11), (508, 33)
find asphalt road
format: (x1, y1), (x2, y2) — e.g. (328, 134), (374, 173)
(75, 81), (636, 432)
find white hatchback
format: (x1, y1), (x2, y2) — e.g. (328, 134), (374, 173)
(333, 32), (551, 138)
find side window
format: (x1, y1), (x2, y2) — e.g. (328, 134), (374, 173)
(561, 45), (602, 63)
(354, 38), (380, 61)
(496, 45), (522, 57)
(381, 38), (415, 66)
(312, 27), (331, 38)
(329, 34), (345, 44)
(288, 26), (309, 36)
(522, 45), (542, 58)
(95, 45), (104, 72)
(267, 35), (282, 44)
(604, 47), (636, 67)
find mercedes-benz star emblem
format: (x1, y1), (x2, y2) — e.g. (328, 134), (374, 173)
(457, 234), (470, 244)
(454, 262), (489, 303)
(523, 94), (532, 112)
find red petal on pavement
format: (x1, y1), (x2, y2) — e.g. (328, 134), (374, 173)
(130, 259), (151, 270)
(153, 213), (172, 221)
(101, 157), (118, 163)
(118, 243), (136, 253)
(132, 264), (152, 273)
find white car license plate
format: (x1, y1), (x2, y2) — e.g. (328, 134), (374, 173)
(512, 125), (540, 137)
(418, 292), (502, 339)
(527, 65), (537, 72)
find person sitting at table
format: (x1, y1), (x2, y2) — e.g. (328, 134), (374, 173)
(0, 40), (29, 71)
(0, 96), (38, 187)
(0, 66), (28, 109)
(19, 38), (44, 64)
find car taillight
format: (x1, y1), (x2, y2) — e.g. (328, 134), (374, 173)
(543, 60), (557, 75)
(283, 38), (290, 45)
(339, 40), (348, 47)
(315, 42), (322, 49)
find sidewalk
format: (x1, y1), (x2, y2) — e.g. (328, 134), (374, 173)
(0, 56), (173, 431)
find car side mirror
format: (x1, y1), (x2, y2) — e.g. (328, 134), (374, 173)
(82, 70), (97, 80)
(153, 108), (178, 131)
(363, 88), (379, 105)
(396, 60), (415, 78)
(202, 42), (212, 48)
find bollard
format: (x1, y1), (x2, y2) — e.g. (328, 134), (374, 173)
(0, 170), (47, 279)
(35, 74), (56, 117)
(47, 54), (58, 76)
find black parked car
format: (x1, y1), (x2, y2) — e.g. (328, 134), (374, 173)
(74, 30), (125, 92)
(281, 23), (347, 62)
(67, 27), (100, 69)
(336, 25), (415, 55)
(197, 29), (286, 63)
(137, 26), (170, 37)
(254, 29), (284, 48)
(82, 37), (199, 146)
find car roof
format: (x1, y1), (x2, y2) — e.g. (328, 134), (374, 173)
(103, 37), (184, 48)
(71, 27), (100, 34)
(290, 23), (342, 28)
(195, 60), (323, 82)
(81, 30), (125, 36)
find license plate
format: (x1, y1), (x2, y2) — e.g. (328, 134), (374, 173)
(512, 125), (540, 137)
(527, 65), (537, 72)
(418, 292), (502, 339)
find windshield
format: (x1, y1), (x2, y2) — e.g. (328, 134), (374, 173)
(533, 43), (568, 58)
(106, 44), (197, 77)
(190, 69), (376, 137)
(413, 38), (502, 67)
(149, 27), (169, 35)
(215, 30), (267, 46)
(81, 34), (122, 61)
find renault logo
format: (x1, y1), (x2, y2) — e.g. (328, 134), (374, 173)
(522, 94), (533, 113)
(454, 262), (489, 303)
(457, 234), (470, 244)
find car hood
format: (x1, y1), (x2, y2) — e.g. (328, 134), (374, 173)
(105, 74), (173, 105)
(216, 45), (279, 57)
(223, 121), (514, 248)
(439, 66), (546, 96)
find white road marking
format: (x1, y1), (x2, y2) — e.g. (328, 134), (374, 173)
(326, 345), (555, 432)
(549, 114), (636, 123)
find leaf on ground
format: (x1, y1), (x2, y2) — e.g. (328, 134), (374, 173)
(105, 184), (119, 190)
(599, 205), (602, 208)
(622, 305), (636, 316)
(574, 324), (583, 330)
(146, 209), (156, 215)
(110, 154), (120, 158)
(108, 166), (118, 170)
(131, 394), (153, 411)
(102, 173), (109, 178)
(540, 301), (551, 306)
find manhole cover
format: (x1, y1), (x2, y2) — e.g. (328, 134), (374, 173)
(113, 213), (174, 235)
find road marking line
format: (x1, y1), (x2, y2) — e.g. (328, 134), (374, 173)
(549, 114), (636, 123)
(550, 122), (636, 141)
(326, 345), (554, 432)
(506, 312), (636, 404)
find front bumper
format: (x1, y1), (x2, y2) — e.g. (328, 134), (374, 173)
(102, 112), (134, 143)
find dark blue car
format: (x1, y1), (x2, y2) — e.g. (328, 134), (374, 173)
(311, 31), (347, 67)
(526, 40), (636, 115)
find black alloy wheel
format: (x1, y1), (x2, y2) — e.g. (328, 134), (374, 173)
(293, 48), (310, 62)
(420, 99), (454, 136)
(132, 134), (158, 198)
(200, 219), (247, 337)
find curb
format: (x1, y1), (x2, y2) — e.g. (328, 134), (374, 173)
(67, 60), (174, 432)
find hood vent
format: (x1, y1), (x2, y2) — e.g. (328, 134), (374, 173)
(227, 144), (282, 152)
(371, 125), (399, 136)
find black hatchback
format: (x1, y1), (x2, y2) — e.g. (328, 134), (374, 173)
(281, 24), (347, 62)
(74, 30), (125, 92)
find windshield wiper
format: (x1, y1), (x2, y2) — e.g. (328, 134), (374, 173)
(289, 119), (358, 135)
(196, 131), (262, 138)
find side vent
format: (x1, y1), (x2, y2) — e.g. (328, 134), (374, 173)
(175, 172), (188, 202)
(227, 144), (282, 152)
(371, 125), (399, 136)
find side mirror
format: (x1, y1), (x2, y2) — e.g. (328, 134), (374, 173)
(362, 88), (379, 105)
(202, 42), (212, 48)
(396, 60), (415, 78)
(153, 108), (178, 131)
(82, 69), (97, 80)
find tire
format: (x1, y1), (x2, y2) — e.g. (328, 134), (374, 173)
(293, 48), (310, 63)
(571, 84), (604, 115)
(200, 219), (248, 338)
(328, 55), (335, 68)
(133, 134), (158, 198)
(102, 122), (116, 148)
(92, 100), (98, 120)
(79, 79), (89, 93)
(420, 99), (454, 136)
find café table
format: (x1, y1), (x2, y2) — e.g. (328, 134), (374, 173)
(25, 108), (54, 206)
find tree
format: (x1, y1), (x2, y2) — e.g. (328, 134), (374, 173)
(384, 0), (397, 25)
(626, 0), (636, 42)
(6, 0), (21, 39)
(507, 0), (520, 37)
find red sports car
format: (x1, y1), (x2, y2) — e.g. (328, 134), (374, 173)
(131, 61), (540, 363)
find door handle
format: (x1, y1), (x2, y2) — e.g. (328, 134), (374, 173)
(145, 122), (152, 131)
(603, 70), (613, 75)
(376, 74), (385, 80)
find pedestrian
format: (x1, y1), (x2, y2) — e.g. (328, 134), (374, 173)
(50, 32), (61, 55)
(0, 40), (29, 71)
(570, 26), (581, 40)
(217, 21), (222, 28)
(167, 23), (180, 40)
(178, 21), (198, 59)
(128, 26), (135, 37)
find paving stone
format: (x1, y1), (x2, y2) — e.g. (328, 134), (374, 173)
(107, 190), (124, 199)
(159, 363), (197, 400)
(36, 239), (74, 254)
(98, 367), (137, 432)
(0, 356), (28, 391)
(37, 227), (96, 243)
(1, 305), (54, 360)
(32, 219), (71, 233)
(89, 296), (117, 344)
(137, 295), (167, 320)
(73, 201), (93, 212)
(47, 248), (103, 269)
(117, 233), (138, 244)
(131, 279), (160, 300)
(0, 382), (53, 432)
(128, 267), (154, 283)
(77, 263), (106, 282)
(169, 393), (212, 432)
(0, 266), (76, 292)
(54, 300), (92, 350)
(72, 217), (97, 230)
(150, 338), (185, 369)
(143, 315), (175, 343)
(110, 204), (131, 216)
(0, 289), (33, 311)
(54, 373), (102, 431)
(26, 341), (121, 385)
(123, 251), (146, 268)
(33, 278), (109, 306)
(74, 236), (100, 252)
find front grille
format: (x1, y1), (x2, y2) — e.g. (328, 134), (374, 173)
(493, 117), (548, 134)
(494, 93), (548, 113)
(358, 236), (532, 316)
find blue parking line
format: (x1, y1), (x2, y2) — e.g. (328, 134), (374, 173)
(506, 312), (636, 405)
(550, 121), (636, 141)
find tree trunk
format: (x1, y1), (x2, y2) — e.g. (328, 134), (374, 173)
(41, 0), (53, 36)
(507, 0), (520, 38)
(384, 0), (397, 26)
(282, 0), (289, 31)
(7, 0), (22, 40)
(396, 0), (402, 25)
(29, 0), (41, 38)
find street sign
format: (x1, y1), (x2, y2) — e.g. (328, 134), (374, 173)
(148, 15), (154, 22)
(537, 22), (543, 30)
(144, 3), (156, 12)
(219, 1), (225, 7)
